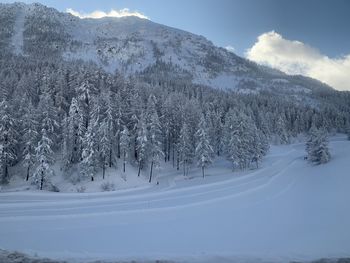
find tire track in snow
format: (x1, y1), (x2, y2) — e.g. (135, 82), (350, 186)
(0, 146), (303, 221)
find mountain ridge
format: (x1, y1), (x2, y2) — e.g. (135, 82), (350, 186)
(0, 2), (333, 94)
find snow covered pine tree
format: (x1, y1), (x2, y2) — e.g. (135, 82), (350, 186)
(119, 125), (130, 174)
(179, 122), (193, 176)
(34, 129), (54, 190)
(195, 115), (213, 178)
(306, 126), (331, 165)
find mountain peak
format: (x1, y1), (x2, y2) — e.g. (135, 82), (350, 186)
(0, 2), (333, 93)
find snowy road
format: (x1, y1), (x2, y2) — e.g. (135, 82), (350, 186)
(1, 138), (350, 262)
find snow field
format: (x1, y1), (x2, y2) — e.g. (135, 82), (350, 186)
(0, 136), (349, 262)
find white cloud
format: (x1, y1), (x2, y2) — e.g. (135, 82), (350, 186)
(225, 45), (235, 53)
(66, 8), (149, 20)
(246, 31), (350, 91)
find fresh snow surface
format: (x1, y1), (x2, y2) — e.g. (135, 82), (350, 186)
(0, 136), (350, 262)
(3, 161), (151, 193)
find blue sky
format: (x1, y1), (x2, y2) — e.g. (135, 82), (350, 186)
(2, 0), (349, 56)
(1, 0), (350, 90)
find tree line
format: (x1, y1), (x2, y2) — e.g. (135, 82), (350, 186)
(0, 55), (349, 189)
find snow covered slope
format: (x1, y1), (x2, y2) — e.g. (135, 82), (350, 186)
(0, 2), (332, 93)
(1, 136), (349, 262)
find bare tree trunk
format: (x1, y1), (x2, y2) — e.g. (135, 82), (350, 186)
(134, 137), (138, 160)
(117, 132), (121, 159)
(123, 150), (126, 173)
(109, 148), (112, 167)
(26, 165), (30, 181)
(40, 170), (44, 190)
(202, 166), (205, 178)
(167, 137), (171, 162)
(5, 164), (8, 183)
(176, 154), (180, 170)
(149, 161), (154, 183)
(172, 144), (175, 168)
(183, 160), (186, 176)
(102, 164), (105, 179)
(164, 138), (167, 162)
(138, 161), (141, 177)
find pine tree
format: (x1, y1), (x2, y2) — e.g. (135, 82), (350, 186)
(0, 100), (18, 184)
(115, 101), (123, 159)
(275, 115), (290, 144)
(130, 113), (139, 161)
(61, 115), (70, 170)
(195, 115), (213, 178)
(136, 113), (148, 177)
(104, 94), (116, 167)
(38, 92), (59, 145)
(76, 80), (95, 129)
(207, 108), (223, 156)
(34, 129), (54, 190)
(306, 126), (318, 156)
(227, 127), (240, 170)
(66, 97), (85, 165)
(119, 125), (130, 174)
(99, 119), (110, 179)
(251, 132), (269, 166)
(252, 130), (269, 168)
(179, 122), (193, 176)
(306, 126), (331, 165)
(225, 111), (251, 170)
(80, 105), (99, 181)
(224, 110), (268, 170)
(80, 123), (98, 181)
(22, 103), (39, 181)
(148, 109), (164, 183)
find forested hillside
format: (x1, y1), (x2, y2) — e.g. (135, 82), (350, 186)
(0, 3), (349, 190)
(1, 53), (349, 189)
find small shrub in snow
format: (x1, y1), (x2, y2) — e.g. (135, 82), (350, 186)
(76, 186), (86, 193)
(48, 183), (60, 192)
(67, 170), (81, 184)
(101, 182), (115, 192)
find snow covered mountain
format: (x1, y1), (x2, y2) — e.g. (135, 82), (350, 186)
(0, 2), (331, 93)
(1, 4), (350, 261)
